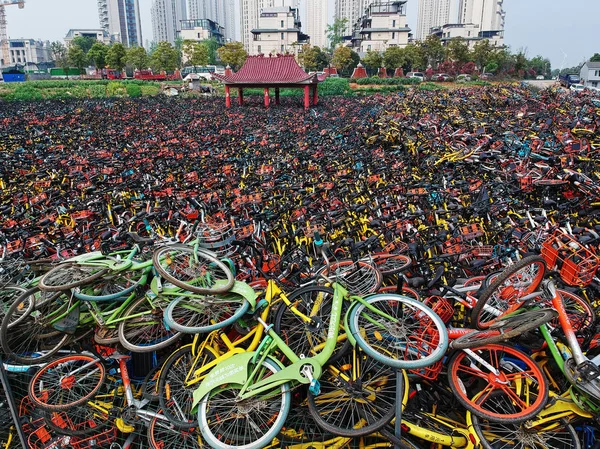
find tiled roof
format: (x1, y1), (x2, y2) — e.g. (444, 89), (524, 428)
(584, 61), (600, 69)
(213, 54), (319, 85)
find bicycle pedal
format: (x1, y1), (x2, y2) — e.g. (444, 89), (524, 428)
(309, 379), (321, 396)
(576, 361), (600, 382)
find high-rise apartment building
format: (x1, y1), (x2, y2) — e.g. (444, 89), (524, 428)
(458, 0), (504, 32)
(306, 0), (327, 49)
(334, 0), (366, 37)
(187, 0), (237, 41)
(151, 0), (187, 44)
(241, 0), (297, 51)
(97, 0), (143, 47)
(416, 0), (453, 41)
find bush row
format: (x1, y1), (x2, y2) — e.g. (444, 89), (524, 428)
(352, 77), (421, 86)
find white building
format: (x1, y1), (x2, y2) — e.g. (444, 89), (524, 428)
(7, 39), (52, 65)
(431, 22), (503, 48)
(458, 0), (505, 32)
(306, 0), (327, 49)
(580, 61), (600, 89)
(180, 18), (225, 44)
(187, 0), (237, 41)
(334, 0), (366, 38)
(250, 6), (308, 56)
(352, 1), (410, 53)
(64, 29), (114, 47)
(151, 0), (187, 44)
(416, 0), (453, 41)
(241, 0), (297, 52)
(97, 0), (143, 47)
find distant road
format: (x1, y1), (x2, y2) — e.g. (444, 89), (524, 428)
(522, 79), (559, 89)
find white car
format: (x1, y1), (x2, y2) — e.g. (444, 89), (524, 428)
(406, 72), (425, 82)
(536, 75), (545, 80)
(570, 83), (585, 92)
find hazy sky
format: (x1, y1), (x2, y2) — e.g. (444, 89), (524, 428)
(5, 0), (599, 69)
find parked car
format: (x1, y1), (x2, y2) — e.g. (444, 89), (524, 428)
(536, 75), (545, 80)
(456, 74), (472, 83)
(406, 72), (425, 82)
(436, 73), (453, 82)
(585, 85), (600, 94)
(569, 83), (585, 92)
(480, 73), (494, 80)
(328, 73), (340, 78)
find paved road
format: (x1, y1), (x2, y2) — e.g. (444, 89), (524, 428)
(522, 79), (559, 89)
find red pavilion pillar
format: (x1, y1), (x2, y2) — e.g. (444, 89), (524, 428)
(238, 88), (244, 106)
(225, 85), (231, 108)
(312, 84), (318, 106)
(264, 88), (270, 108)
(275, 88), (280, 105)
(304, 85), (310, 110)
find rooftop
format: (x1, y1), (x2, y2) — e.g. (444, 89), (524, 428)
(213, 54), (320, 85)
(584, 61), (600, 69)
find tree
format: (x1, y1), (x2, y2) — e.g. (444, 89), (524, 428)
(331, 46), (359, 76)
(472, 40), (494, 72)
(126, 46), (149, 70)
(402, 43), (426, 71)
(422, 35), (445, 68)
(51, 41), (69, 78)
(447, 37), (470, 63)
(217, 41), (247, 70)
(71, 36), (96, 54)
(362, 50), (383, 74)
(67, 44), (87, 73)
(174, 36), (184, 68)
(528, 55), (551, 77)
(183, 40), (209, 67)
(326, 18), (348, 50)
(151, 41), (180, 72)
(298, 45), (329, 72)
(203, 38), (220, 65)
(590, 53), (600, 62)
(87, 42), (108, 70)
(383, 46), (405, 70)
(106, 43), (128, 71)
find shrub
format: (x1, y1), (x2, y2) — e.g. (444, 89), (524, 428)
(319, 78), (351, 95)
(107, 81), (127, 97)
(12, 84), (43, 101)
(355, 77), (419, 86)
(90, 85), (107, 98)
(140, 85), (160, 96)
(126, 84), (143, 97)
(418, 82), (445, 91)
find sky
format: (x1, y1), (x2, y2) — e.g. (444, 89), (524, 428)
(5, 0), (599, 70)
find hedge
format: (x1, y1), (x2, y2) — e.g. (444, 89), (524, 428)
(418, 82), (446, 91)
(352, 77), (420, 86)
(126, 84), (143, 97)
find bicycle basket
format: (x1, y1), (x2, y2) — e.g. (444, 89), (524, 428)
(320, 260), (382, 296)
(541, 230), (599, 287)
(195, 221), (235, 258)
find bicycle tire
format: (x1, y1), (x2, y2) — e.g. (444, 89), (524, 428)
(42, 404), (111, 437)
(0, 291), (72, 364)
(152, 245), (234, 294)
(373, 253), (412, 276)
(158, 344), (216, 429)
(0, 284), (32, 329)
(447, 344), (549, 423)
(28, 355), (106, 411)
(38, 263), (109, 292)
(547, 289), (595, 333)
(148, 411), (205, 449)
(307, 346), (398, 437)
(471, 256), (546, 329)
(348, 294), (449, 370)
(198, 357), (291, 449)
(274, 285), (350, 363)
(93, 326), (120, 345)
(73, 269), (147, 301)
(471, 405), (581, 449)
(163, 292), (250, 334)
(118, 294), (182, 353)
(451, 309), (557, 350)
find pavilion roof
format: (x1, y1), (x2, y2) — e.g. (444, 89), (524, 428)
(213, 54), (323, 85)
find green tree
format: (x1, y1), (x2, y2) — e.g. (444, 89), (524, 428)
(326, 18), (348, 50)
(174, 36), (184, 67)
(87, 42), (108, 70)
(50, 41), (69, 78)
(528, 55), (551, 76)
(183, 40), (209, 67)
(514, 50), (528, 73)
(298, 45), (329, 72)
(150, 41), (180, 72)
(217, 41), (247, 70)
(383, 46), (405, 70)
(403, 43), (426, 71)
(67, 44), (87, 73)
(71, 36), (96, 54)
(106, 43), (127, 71)
(422, 35), (445, 68)
(590, 53), (600, 62)
(472, 40), (494, 72)
(126, 46), (149, 70)
(203, 37), (220, 65)
(362, 50), (383, 74)
(447, 37), (470, 63)
(331, 46), (359, 76)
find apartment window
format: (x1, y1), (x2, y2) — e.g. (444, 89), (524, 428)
(198, 32), (201, 38)
(392, 19), (396, 27)
(468, 31), (471, 36)
(281, 44), (284, 52)
(258, 45), (261, 53)
(392, 32), (395, 39)
(281, 20), (284, 27)
(281, 32), (284, 39)
(367, 44), (371, 51)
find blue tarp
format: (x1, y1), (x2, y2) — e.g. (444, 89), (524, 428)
(2, 73), (26, 83)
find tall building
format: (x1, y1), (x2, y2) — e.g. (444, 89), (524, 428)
(458, 0), (504, 32)
(187, 0), (236, 41)
(98, 0), (143, 47)
(151, 0), (187, 44)
(351, 1), (410, 53)
(306, 0), (327, 49)
(334, 0), (367, 38)
(241, 0), (297, 52)
(250, 6), (308, 55)
(416, 0), (453, 41)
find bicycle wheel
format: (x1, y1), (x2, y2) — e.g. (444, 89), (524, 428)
(0, 291), (72, 364)
(118, 294), (182, 353)
(158, 344), (216, 429)
(73, 269), (147, 301)
(471, 256), (546, 329)
(274, 285), (350, 362)
(348, 294), (449, 370)
(42, 403), (112, 437)
(0, 285), (26, 324)
(545, 289), (595, 333)
(153, 245), (234, 294)
(198, 357), (291, 449)
(447, 344), (549, 423)
(29, 355), (105, 411)
(148, 411), (206, 449)
(373, 253), (412, 276)
(451, 309), (557, 350)
(307, 346), (398, 437)
(471, 400), (581, 449)
(93, 326), (120, 345)
(38, 263), (109, 292)
(163, 292), (250, 334)
(318, 259), (383, 296)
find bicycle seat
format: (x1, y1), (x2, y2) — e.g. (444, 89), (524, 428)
(126, 232), (154, 246)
